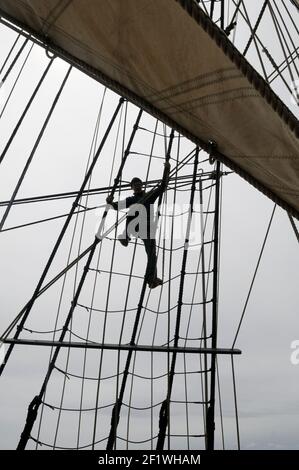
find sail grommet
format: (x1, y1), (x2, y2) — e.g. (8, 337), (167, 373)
(44, 37), (56, 60)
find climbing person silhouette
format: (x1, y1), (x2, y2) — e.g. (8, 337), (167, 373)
(106, 161), (170, 288)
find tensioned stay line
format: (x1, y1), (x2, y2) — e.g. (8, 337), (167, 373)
(156, 147), (199, 450)
(16, 104), (143, 450)
(105, 129), (175, 451)
(232, 204), (276, 348)
(0, 54), (53, 165)
(0, 65), (72, 232)
(0, 171), (215, 207)
(0, 136), (201, 346)
(0, 97), (124, 377)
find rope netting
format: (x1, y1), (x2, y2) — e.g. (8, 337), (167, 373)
(0, 1), (298, 451)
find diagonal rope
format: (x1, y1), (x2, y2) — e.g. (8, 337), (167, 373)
(0, 54), (53, 164)
(232, 204), (276, 348)
(105, 129), (175, 450)
(0, 65), (71, 231)
(156, 147), (199, 450)
(0, 97), (124, 377)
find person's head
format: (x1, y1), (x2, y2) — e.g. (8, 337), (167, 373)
(130, 177), (143, 194)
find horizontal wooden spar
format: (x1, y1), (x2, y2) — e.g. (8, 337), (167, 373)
(3, 338), (241, 355)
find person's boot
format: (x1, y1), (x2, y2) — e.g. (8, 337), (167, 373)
(148, 277), (163, 288)
(118, 233), (130, 247)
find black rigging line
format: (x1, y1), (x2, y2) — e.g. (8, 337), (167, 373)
(127, 160), (170, 449)
(30, 434), (108, 450)
(0, 205), (100, 233)
(267, 1), (299, 88)
(77, 101), (127, 449)
(232, 0), (295, 95)
(121, 119), (158, 451)
(0, 65), (71, 232)
(200, 178), (209, 438)
(41, 396), (201, 414)
(180, 167), (215, 448)
(239, 0), (267, 79)
(288, 213), (299, 243)
(210, 0), (216, 19)
(0, 98), (124, 379)
(0, 55), (53, 165)
(90, 105), (134, 450)
(231, 355), (241, 450)
(206, 160), (221, 451)
(0, 146), (204, 348)
(105, 130), (175, 451)
(0, 171), (212, 207)
(232, 204), (276, 349)
(17, 239), (99, 449)
(216, 358), (225, 449)
(268, 48), (299, 83)
(106, 279), (147, 450)
(0, 43), (34, 120)
(220, 0), (225, 29)
(0, 29), (22, 75)
(0, 36), (29, 83)
(53, 359), (208, 383)
(164, 132), (180, 449)
(228, 0), (242, 26)
(156, 147), (199, 451)
(281, 0), (299, 36)
(53, 91), (109, 450)
(35, 95), (107, 449)
(272, 0), (299, 71)
(22, 326), (63, 335)
(243, 0), (268, 57)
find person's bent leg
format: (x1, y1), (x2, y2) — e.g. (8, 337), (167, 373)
(118, 217), (131, 247)
(143, 238), (158, 284)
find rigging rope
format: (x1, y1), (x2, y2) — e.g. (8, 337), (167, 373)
(0, 97), (124, 378)
(0, 65), (72, 231)
(156, 147), (199, 450)
(0, 29), (22, 75)
(0, 36), (29, 83)
(0, 55), (53, 165)
(105, 130), (175, 450)
(232, 204), (276, 348)
(17, 103), (142, 450)
(288, 213), (299, 243)
(0, 42), (34, 120)
(231, 355), (241, 449)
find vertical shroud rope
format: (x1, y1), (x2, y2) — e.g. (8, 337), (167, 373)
(17, 103), (143, 450)
(0, 54), (53, 165)
(206, 160), (221, 450)
(106, 130), (175, 451)
(0, 98), (124, 379)
(156, 147), (199, 450)
(0, 65), (72, 231)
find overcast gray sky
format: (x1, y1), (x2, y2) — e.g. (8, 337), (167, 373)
(0, 0), (299, 450)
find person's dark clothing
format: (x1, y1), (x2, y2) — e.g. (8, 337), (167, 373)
(142, 238), (157, 283)
(111, 185), (165, 239)
(111, 184), (165, 283)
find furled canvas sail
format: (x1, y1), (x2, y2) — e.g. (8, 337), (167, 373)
(0, 0), (298, 217)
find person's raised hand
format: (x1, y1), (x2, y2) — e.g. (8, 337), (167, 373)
(106, 194), (114, 204)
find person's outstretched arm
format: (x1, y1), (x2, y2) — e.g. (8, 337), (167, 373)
(149, 161), (171, 202)
(106, 194), (138, 211)
(106, 194), (119, 210)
